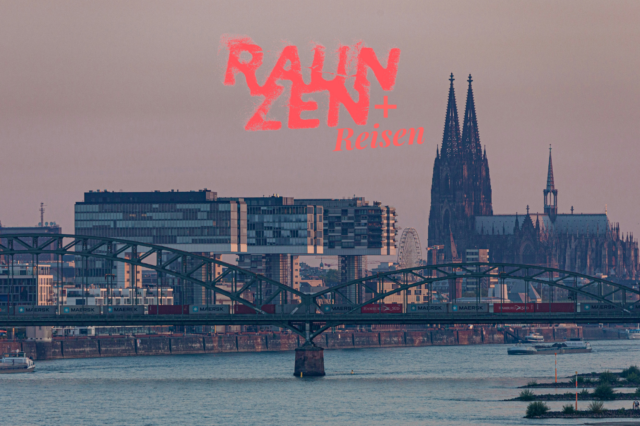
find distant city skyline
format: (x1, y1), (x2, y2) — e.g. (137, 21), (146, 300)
(1, 1), (639, 255)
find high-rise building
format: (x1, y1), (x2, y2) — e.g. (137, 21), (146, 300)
(294, 197), (397, 303)
(75, 190), (246, 252)
(295, 197), (396, 256)
(224, 195), (321, 304)
(220, 195), (323, 254)
(74, 190), (243, 303)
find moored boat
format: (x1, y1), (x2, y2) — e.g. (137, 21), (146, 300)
(624, 326), (640, 340)
(0, 351), (35, 374)
(508, 339), (592, 355)
(524, 332), (544, 343)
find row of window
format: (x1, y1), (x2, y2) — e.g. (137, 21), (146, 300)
(247, 222), (313, 230)
(76, 203), (236, 213)
(77, 220), (235, 229)
(247, 238), (316, 246)
(76, 227), (236, 237)
(77, 211), (236, 221)
(248, 230), (315, 238)
(247, 206), (314, 215)
(246, 214), (311, 223)
(327, 242), (385, 248)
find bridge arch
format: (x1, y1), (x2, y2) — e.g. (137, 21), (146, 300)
(305, 262), (640, 339)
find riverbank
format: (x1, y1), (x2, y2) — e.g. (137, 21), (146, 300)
(0, 325), (629, 361)
(509, 393), (640, 401)
(529, 410), (640, 419)
(2, 327), (504, 360)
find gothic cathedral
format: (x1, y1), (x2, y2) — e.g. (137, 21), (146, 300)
(427, 75), (638, 282)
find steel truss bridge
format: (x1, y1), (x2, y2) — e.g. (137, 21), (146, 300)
(1, 234), (639, 344)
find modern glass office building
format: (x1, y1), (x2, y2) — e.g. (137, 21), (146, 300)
(222, 196), (322, 302)
(74, 190), (244, 304)
(73, 191), (397, 305)
(220, 196), (323, 255)
(75, 190), (247, 253)
(294, 197), (397, 256)
(295, 197), (397, 302)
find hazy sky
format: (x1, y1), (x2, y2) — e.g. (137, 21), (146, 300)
(1, 0), (639, 259)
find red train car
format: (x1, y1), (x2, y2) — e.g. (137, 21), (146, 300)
(534, 302), (575, 313)
(493, 303), (534, 313)
(234, 304), (276, 314)
(361, 303), (402, 314)
(148, 305), (189, 315)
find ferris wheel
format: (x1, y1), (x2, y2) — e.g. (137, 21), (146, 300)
(397, 227), (422, 268)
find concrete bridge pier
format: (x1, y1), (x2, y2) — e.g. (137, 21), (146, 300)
(294, 343), (325, 377)
(294, 322), (325, 377)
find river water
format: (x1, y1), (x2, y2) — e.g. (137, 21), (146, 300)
(2, 339), (640, 425)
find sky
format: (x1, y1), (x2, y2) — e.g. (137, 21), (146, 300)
(0, 0), (639, 262)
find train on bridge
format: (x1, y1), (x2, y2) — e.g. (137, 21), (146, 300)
(0, 301), (635, 318)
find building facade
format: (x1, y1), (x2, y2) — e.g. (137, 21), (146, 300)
(75, 190), (247, 252)
(427, 74), (639, 282)
(74, 190), (241, 303)
(295, 197), (396, 256)
(295, 197), (397, 302)
(74, 191), (397, 304)
(0, 264), (54, 306)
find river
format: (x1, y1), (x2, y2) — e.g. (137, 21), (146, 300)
(2, 339), (640, 425)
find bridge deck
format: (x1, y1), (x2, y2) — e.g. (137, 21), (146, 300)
(1, 313), (638, 327)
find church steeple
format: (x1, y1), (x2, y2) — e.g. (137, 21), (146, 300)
(441, 73), (461, 158)
(544, 145), (558, 221)
(546, 145), (555, 191)
(461, 74), (482, 160)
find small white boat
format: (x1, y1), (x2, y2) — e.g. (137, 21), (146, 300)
(625, 326), (640, 340)
(0, 351), (35, 374)
(524, 332), (545, 343)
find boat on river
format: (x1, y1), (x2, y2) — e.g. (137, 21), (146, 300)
(0, 351), (35, 373)
(506, 344), (537, 355)
(624, 326), (640, 340)
(523, 332), (544, 343)
(508, 339), (592, 355)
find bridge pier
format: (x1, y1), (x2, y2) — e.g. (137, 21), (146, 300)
(294, 343), (325, 377)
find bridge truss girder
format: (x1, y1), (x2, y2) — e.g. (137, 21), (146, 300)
(0, 233), (306, 313)
(1, 234), (639, 344)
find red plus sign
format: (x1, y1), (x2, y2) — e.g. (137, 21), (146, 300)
(374, 96), (397, 118)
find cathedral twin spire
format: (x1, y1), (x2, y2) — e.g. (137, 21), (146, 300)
(428, 74), (493, 247)
(441, 73), (482, 160)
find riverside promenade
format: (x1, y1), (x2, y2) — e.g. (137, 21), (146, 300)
(0, 325), (626, 361)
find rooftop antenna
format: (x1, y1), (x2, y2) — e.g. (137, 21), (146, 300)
(40, 203), (45, 227)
